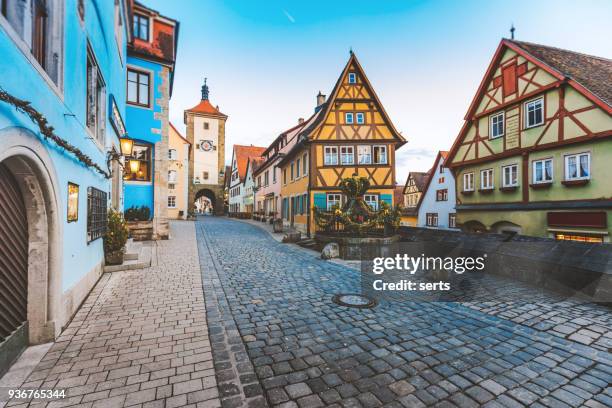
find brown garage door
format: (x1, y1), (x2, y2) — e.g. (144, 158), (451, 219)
(0, 163), (28, 344)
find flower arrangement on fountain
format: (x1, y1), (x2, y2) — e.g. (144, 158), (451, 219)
(314, 176), (401, 236)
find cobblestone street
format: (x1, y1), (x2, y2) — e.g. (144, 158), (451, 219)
(4, 222), (220, 408)
(197, 217), (611, 408)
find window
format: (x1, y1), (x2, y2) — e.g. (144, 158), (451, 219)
(327, 194), (341, 210)
(480, 169), (494, 190)
(133, 13), (149, 41)
(273, 169), (277, 184)
(283, 169), (287, 184)
(324, 146), (338, 165)
(533, 159), (553, 183)
(168, 183), (175, 190)
(124, 144), (151, 181)
(554, 233), (603, 243)
(345, 113), (354, 124)
(290, 162), (294, 181)
(264, 171), (269, 186)
(439, 165), (444, 174)
(490, 112), (504, 139)
(364, 194), (379, 210)
(302, 153), (308, 175)
(114, 0), (124, 62)
(78, 0), (85, 21)
(356, 113), (365, 124)
(565, 153), (590, 181)
(463, 172), (474, 191)
(203, 122), (209, 130)
(525, 98), (544, 128)
(436, 189), (448, 201)
(127, 69), (150, 106)
(303, 194), (308, 215)
(296, 158), (301, 178)
(168, 170), (177, 183)
(31, 0), (47, 67)
(348, 72), (356, 84)
(87, 187), (107, 243)
(502, 164), (518, 187)
(203, 171), (209, 180)
(426, 213), (438, 227)
(373, 146), (387, 164)
(340, 146), (354, 165)
(168, 196), (176, 208)
(358, 145), (372, 164)
(86, 48), (106, 145)
(449, 213), (456, 228)
(168, 149), (177, 160)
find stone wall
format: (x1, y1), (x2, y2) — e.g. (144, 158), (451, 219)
(398, 227), (612, 303)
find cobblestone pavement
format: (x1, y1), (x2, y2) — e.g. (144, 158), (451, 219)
(6, 221), (221, 408)
(197, 217), (611, 408)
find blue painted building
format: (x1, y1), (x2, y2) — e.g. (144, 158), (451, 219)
(0, 0), (130, 370)
(123, 0), (178, 239)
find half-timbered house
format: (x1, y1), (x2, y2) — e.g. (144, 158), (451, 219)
(446, 39), (612, 241)
(400, 171), (431, 226)
(277, 52), (406, 235)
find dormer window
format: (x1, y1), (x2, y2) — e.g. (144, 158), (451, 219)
(348, 72), (356, 84)
(133, 13), (149, 41)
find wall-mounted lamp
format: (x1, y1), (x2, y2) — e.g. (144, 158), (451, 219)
(129, 159), (141, 174)
(119, 137), (134, 157)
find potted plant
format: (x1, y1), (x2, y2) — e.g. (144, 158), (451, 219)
(104, 209), (129, 265)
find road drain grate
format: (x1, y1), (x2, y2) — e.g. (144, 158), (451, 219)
(332, 293), (377, 309)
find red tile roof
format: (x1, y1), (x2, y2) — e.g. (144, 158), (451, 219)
(234, 145), (266, 181)
(185, 99), (227, 117)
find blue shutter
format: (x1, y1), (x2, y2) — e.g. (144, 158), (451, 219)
(299, 196), (303, 214)
(380, 194), (393, 206)
(313, 193), (326, 210)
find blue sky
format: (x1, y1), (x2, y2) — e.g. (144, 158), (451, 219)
(147, 0), (612, 183)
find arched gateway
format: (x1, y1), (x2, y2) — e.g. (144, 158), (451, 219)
(0, 127), (62, 373)
(192, 186), (224, 215)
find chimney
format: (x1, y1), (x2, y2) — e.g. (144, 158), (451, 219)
(316, 91), (326, 108)
(298, 118), (304, 124)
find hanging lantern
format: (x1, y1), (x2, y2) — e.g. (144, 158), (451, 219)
(129, 159), (140, 173)
(119, 137), (134, 156)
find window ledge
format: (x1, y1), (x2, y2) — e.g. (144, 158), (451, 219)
(530, 182), (553, 189)
(478, 188), (495, 194)
(499, 186), (519, 192)
(562, 179), (590, 187)
(461, 190), (475, 195)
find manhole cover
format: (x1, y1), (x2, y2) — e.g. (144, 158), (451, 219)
(332, 293), (377, 309)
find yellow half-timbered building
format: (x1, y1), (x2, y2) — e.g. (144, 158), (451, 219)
(277, 52), (406, 235)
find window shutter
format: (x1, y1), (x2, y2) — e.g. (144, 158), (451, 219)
(380, 194), (393, 206)
(313, 193), (326, 209)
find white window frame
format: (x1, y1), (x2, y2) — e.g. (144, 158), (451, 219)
(348, 72), (356, 84)
(356, 112), (365, 124)
(168, 149), (177, 160)
(168, 170), (177, 183)
(302, 153), (308, 175)
(502, 164), (518, 187)
(480, 168), (494, 190)
(373, 145), (388, 164)
(564, 152), (590, 181)
(340, 146), (354, 165)
(296, 158), (301, 178)
(490, 111), (505, 139)
(533, 158), (553, 184)
(426, 213), (438, 227)
(449, 213), (456, 228)
(345, 112), (354, 124)
(167, 196), (176, 208)
(463, 172), (474, 192)
(324, 146), (338, 166)
(327, 193), (341, 210)
(364, 194), (379, 210)
(358, 145), (372, 164)
(525, 97), (544, 128)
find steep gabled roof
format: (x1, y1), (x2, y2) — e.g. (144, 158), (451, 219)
(402, 171), (430, 195)
(169, 122), (191, 145)
(509, 40), (612, 108)
(185, 99), (227, 118)
(415, 151), (448, 210)
(243, 157), (265, 185)
(233, 145), (266, 181)
(297, 52), (406, 146)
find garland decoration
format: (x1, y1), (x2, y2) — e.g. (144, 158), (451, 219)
(0, 86), (112, 178)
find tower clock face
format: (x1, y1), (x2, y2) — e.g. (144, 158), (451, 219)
(200, 140), (214, 151)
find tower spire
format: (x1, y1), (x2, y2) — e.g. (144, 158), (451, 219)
(510, 24), (515, 40)
(201, 77), (209, 100)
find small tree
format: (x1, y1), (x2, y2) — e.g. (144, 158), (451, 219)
(104, 209), (129, 264)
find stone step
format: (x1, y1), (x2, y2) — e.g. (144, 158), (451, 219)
(103, 241), (153, 273)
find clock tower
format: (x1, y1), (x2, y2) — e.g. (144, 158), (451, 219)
(184, 78), (228, 214)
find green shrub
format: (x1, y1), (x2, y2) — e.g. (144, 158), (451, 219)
(124, 205), (151, 221)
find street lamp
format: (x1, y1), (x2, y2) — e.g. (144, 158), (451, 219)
(119, 137), (134, 157)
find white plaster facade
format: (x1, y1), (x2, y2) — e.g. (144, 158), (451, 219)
(417, 153), (458, 230)
(193, 116), (220, 185)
